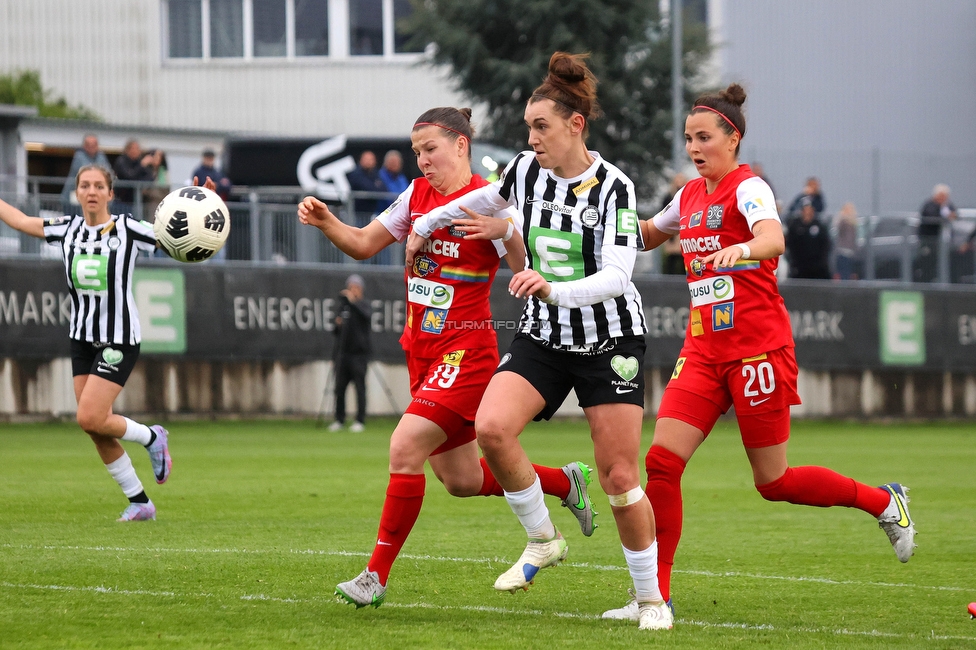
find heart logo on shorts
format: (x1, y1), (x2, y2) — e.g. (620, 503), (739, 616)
(610, 355), (639, 381)
(102, 348), (124, 365)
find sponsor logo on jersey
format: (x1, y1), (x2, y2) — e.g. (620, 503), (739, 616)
(671, 357), (687, 379)
(381, 197), (402, 217)
(420, 308), (448, 334)
(529, 227), (585, 282)
(407, 277), (454, 308)
(573, 177), (600, 196)
(712, 302), (735, 331)
(44, 216), (69, 227)
(420, 238), (460, 258)
(743, 197), (766, 215)
(690, 257), (706, 277)
(706, 205), (724, 230)
(681, 235), (722, 254)
(442, 350), (465, 366)
(537, 200), (573, 216)
(413, 255), (439, 278)
(449, 226), (467, 238)
(689, 276), (735, 306)
(689, 211), (703, 228)
(616, 209), (638, 235)
(690, 309), (704, 337)
(71, 254), (110, 293)
(580, 206), (600, 228)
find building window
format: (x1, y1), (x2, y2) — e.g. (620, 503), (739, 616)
(253, 0), (287, 57)
(295, 0), (329, 56)
(163, 0), (419, 59)
(168, 0), (203, 58)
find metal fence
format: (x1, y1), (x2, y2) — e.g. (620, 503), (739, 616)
(2, 175), (975, 284)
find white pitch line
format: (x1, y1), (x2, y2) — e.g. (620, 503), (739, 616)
(3, 581), (975, 643)
(2, 543), (972, 594)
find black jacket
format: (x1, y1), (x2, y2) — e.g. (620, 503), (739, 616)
(786, 217), (832, 279)
(333, 295), (372, 359)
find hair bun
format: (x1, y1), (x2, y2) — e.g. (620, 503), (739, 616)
(720, 83), (747, 108)
(548, 52), (587, 83)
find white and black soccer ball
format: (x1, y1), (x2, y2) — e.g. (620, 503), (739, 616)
(153, 186), (230, 263)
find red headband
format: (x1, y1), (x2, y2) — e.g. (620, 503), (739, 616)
(693, 105), (741, 138)
(413, 122), (469, 140)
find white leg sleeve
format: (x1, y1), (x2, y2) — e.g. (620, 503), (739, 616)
(622, 540), (664, 603)
(105, 452), (145, 498)
(503, 476), (556, 539)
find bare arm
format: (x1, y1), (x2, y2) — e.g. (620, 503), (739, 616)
(298, 195), (396, 260)
(701, 218), (785, 269)
(640, 218), (674, 252)
(0, 198), (45, 239)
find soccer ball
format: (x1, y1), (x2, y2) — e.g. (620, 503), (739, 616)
(153, 186), (230, 263)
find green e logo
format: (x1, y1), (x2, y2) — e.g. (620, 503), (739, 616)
(529, 227), (584, 282)
(879, 291), (925, 365)
(617, 208), (638, 235)
(134, 268), (187, 353)
(71, 254), (108, 292)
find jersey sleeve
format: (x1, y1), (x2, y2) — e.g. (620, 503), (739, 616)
(375, 182), (416, 241)
(650, 186), (684, 235)
(736, 177), (780, 229)
(42, 216), (72, 243)
(491, 205), (521, 257)
(412, 183), (512, 239)
(126, 216), (157, 253)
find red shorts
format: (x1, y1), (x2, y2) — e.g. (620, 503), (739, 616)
(404, 346), (498, 455)
(657, 346), (801, 448)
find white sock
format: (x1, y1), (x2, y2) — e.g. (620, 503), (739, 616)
(121, 417), (153, 446)
(622, 540), (664, 603)
(503, 476), (556, 539)
(105, 452), (145, 498)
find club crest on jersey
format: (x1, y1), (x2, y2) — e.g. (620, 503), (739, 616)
(107, 236), (121, 250)
(712, 302), (734, 331)
(689, 257), (706, 277)
(580, 206), (600, 228)
(420, 308), (448, 334)
(413, 255), (439, 277)
(706, 205), (724, 230)
(689, 211), (703, 228)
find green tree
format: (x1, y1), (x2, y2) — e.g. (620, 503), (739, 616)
(0, 70), (100, 121)
(402, 0), (709, 197)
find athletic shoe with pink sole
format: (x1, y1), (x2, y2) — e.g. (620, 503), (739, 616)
(118, 501), (156, 521)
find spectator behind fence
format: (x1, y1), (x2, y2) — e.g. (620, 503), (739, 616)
(61, 133), (110, 215)
(659, 172), (687, 275)
(785, 196), (831, 279)
(832, 202), (861, 280)
(378, 150), (409, 211)
(113, 139), (162, 217)
(191, 149), (232, 201)
(786, 176), (825, 223)
(346, 150), (385, 228)
(916, 183), (957, 283)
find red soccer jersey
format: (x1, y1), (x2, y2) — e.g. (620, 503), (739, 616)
(377, 175), (510, 358)
(654, 164), (794, 363)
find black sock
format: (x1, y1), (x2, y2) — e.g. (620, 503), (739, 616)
(129, 491), (150, 504)
(146, 430), (157, 447)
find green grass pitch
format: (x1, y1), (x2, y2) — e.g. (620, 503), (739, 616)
(1, 418), (974, 649)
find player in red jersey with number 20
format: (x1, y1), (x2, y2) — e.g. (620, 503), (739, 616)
(602, 84), (916, 623)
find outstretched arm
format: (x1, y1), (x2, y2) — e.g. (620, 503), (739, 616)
(298, 195), (396, 260)
(0, 198), (45, 239)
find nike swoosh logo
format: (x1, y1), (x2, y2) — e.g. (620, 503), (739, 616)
(420, 386), (439, 391)
(377, 541), (392, 546)
(410, 212), (424, 217)
(96, 367), (112, 374)
(749, 397), (771, 406)
(570, 472), (586, 510)
(615, 387), (634, 394)
(886, 486), (911, 527)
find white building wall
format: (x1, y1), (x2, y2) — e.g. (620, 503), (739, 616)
(0, 0), (466, 137)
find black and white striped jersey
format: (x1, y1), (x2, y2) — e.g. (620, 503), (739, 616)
(43, 214), (156, 345)
(415, 151), (646, 347)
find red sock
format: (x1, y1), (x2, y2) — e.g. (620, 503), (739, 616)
(756, 466), (889, 516)
(645, 445), (686, 601)
(477, 458), (571, 499)
(367, 473), (425, 585)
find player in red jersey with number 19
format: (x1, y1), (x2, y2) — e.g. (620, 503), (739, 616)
(298, 107), (597, 609)
(602, 84), (916, 623)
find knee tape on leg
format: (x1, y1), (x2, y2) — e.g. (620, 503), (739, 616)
(608, 486), (645, 507)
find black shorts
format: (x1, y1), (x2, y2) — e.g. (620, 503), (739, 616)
(70, 339), (140, 387)
(497, 333), (646, 421)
